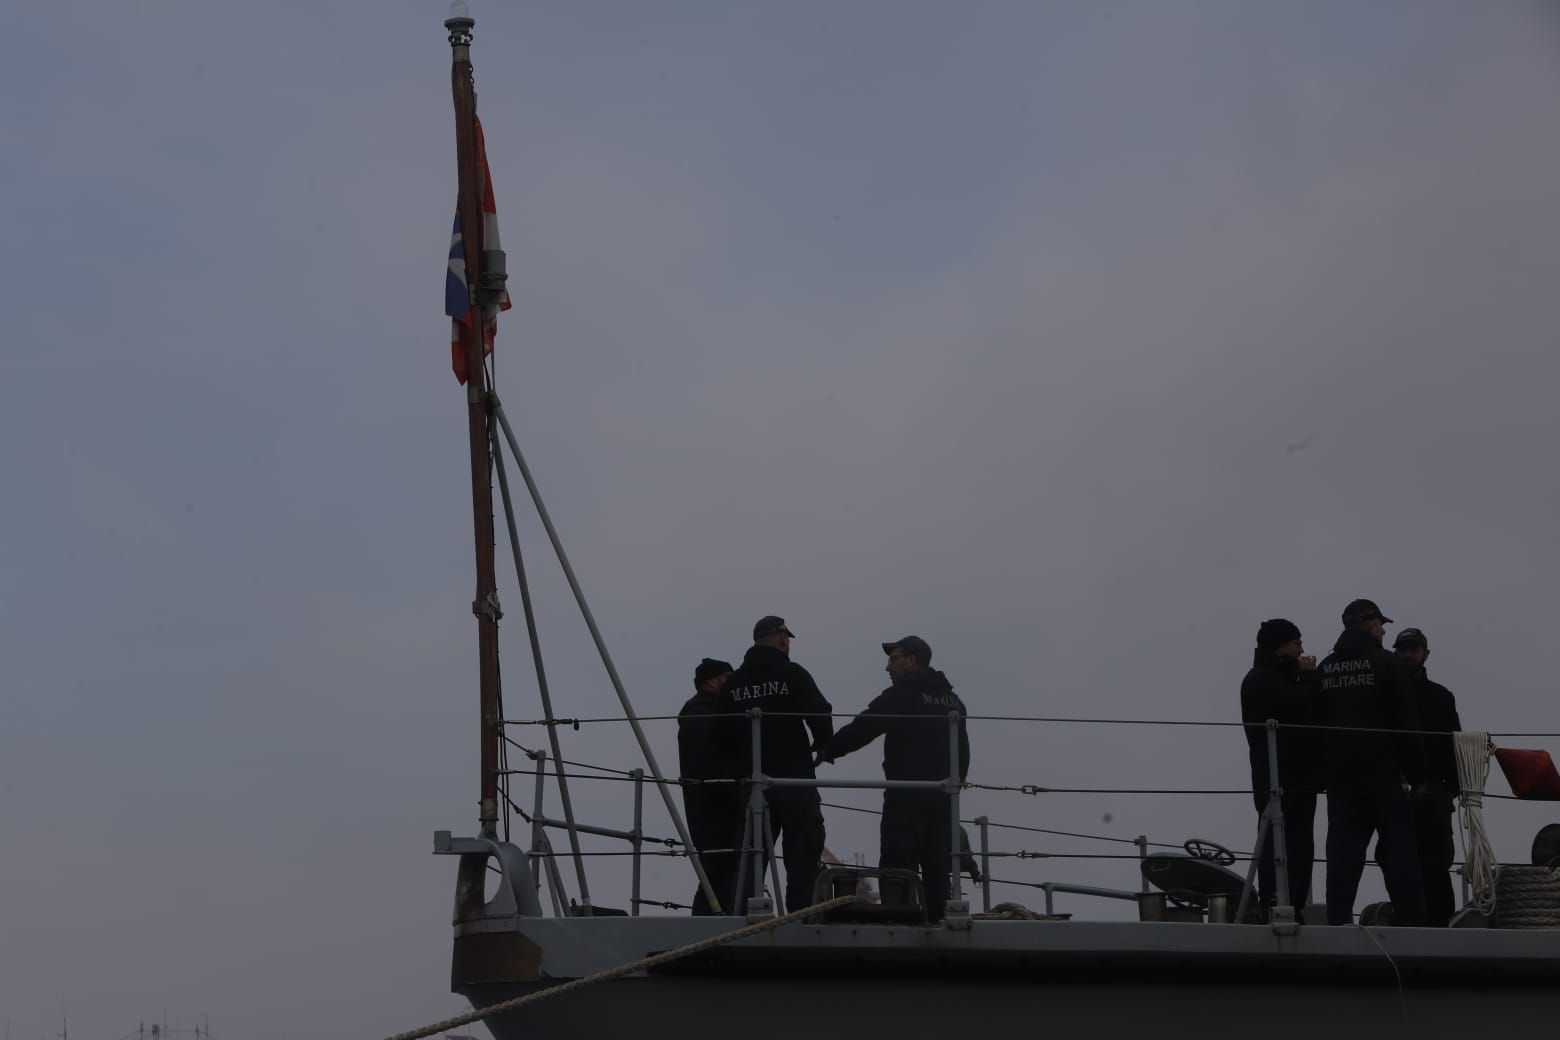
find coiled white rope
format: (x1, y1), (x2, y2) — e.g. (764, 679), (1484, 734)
(1455, 731), (1498, 915)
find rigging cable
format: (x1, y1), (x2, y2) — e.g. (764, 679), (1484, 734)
(490, 407), (594, 908)
(502, 711), (1560, 739)
(491, 393), (722, 912)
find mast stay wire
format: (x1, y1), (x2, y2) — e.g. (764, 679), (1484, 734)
(489, 405), (593, 909)
(489, 392), (723, 913)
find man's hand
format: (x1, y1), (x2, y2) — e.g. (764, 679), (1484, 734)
(812, 742), (834, 768)
(1298, 655), (1317, 671)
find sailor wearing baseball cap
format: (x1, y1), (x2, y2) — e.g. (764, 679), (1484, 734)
(751, 615), (796, 641)
(716, 615), (833, 913)
(816, 635), (970, 923)
(1341, 598), (1394, 626)
(1316, 598), (1427, 926)
(1391, 628), (1464, 926)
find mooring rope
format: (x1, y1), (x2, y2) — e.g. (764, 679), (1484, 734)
(1455, 731), (1497, 916)
(383, 894), (863, 1040)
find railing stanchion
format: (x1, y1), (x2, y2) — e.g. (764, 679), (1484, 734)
(630, 768), (644, 917)
(946, 711), (966, 921)
(764, 804), (784, 915)
(746, 709), (771, 913)
(1136, 835), (1149, 893)
(977, 815), (991, 912)
(1266, 718), (1294, 927)
(529, 751), (547, 887)
(531, 750), (566, 917)
(732, 805), (753, 916)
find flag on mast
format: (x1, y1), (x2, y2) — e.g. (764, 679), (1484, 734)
(445, 117), (511, 384)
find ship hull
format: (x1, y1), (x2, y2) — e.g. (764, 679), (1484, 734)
(455, 916), (1560, 1038)
(467, 977), (1558, 1039)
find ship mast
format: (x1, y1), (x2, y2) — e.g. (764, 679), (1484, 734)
(446, 1), (501, 838)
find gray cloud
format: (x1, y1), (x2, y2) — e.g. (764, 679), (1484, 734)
(5, 2), (1560, 1037)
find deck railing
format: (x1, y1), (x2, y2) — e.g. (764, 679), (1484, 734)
(512, 710), (1504, 922)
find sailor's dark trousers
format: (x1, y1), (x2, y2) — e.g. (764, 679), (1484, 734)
(880, 790), (954, 923)
(741, 784), (826, 913)
(684, 783), (743, 915)
(1381, 792), (1457, 926)
(1326, 788), (1425, 926)
(1413, 793), (1458, 927)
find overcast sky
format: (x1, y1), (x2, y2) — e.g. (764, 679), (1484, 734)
(6, 1), (1560, 1037)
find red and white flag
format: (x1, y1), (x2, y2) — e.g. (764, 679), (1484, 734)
(444, 118), (511, 384)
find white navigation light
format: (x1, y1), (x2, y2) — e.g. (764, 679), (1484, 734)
(445, 0), (474, 39)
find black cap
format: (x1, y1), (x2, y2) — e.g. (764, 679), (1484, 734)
(1255, 618), (1302, 652)
(753, 615), (795, 640)
(1342, 598), (1394, 626)
(694, 657), (733, 688)
(1393, 628), (1428, 649)
(882, 635), (932, 666)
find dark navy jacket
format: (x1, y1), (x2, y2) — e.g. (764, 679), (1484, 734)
(826, 667), (970, 782)
(678, 689), (739, 781)
(1240, 651), (1323, 808)
(716, 644), (833, 779)
(1317, 629), (1425, 792)
(1406, 667), (1462, 794)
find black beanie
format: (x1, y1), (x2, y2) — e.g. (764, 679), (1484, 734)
(1255, 618), (1302, 653)
(694, 657), (733, 689)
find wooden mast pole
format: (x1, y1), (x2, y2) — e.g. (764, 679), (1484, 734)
(447, 2), (500, 839)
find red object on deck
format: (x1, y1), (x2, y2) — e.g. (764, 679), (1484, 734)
(1495, 747), (1560, 800)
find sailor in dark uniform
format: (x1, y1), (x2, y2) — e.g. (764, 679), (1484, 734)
(1318, 599), (1426, 926)
(717, 616), (833, 912)
(818, 636), (970, 923)
(678, 657), (739, 915)
(1239, 618), (1322, 919)
(1391, 628), (1463, 926)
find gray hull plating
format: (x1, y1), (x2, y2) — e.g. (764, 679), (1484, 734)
(468, 978), (1557, 1040)
(456, 916), (1560, 1039)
